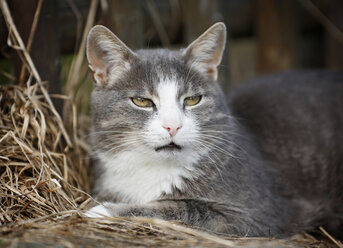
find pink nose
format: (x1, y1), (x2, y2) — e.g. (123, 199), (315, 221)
(163, 125), (182, 137)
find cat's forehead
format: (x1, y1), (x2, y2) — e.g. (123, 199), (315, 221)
(136, 48), (181, 61)
(149, 67), (187, 98)
(134, 49), (203, 96)
(136, 49), (184, 77)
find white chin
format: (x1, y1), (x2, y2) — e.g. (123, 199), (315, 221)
(156, 149), (182, 157)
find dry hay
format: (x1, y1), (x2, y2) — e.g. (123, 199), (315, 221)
(0, 216), (335, 248)
(0, 83), (91, 222)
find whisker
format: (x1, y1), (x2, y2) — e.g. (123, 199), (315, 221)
(193, 142), (227, 182)
(198, 134), (241, 147)
(106, 139), (146, 155)
(197, 138), (241, 160)
(198, 130), (245, 138)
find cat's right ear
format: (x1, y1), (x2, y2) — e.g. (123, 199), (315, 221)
(183, 23), (226, 82)
(86, 25), (137, 87)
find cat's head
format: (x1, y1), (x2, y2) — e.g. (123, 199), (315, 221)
(87, 23), (229, 163)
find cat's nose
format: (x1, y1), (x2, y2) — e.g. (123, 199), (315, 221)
(163, 125), (182, 137)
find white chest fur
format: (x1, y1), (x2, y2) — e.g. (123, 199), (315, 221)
(97, 148), (198, 204)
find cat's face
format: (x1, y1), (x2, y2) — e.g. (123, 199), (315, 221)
(87, 23), (227, 163)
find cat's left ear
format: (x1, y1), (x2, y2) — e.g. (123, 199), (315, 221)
(183, 22), (227, 82)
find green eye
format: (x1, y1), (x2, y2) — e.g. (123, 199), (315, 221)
(184, 96), (202, 107)
(132, 97), (154, 108)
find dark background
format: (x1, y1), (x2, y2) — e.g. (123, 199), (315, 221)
(1, 0), (343, 113)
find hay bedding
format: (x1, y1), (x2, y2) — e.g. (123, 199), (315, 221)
(0, 83), (91, 223)
(0, 1), (341, 248)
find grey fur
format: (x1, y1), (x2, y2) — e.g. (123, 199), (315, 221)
(87, 23), (343, 238)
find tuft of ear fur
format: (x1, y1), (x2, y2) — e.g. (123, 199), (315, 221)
(183, 22), (227, 82)
(86, 25), (137, 87)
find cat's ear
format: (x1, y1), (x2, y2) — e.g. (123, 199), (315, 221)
(183, 22), (226, 82)
(86, 25), (137, 87)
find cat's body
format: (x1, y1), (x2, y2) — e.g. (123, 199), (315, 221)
(229, 71), (343, 237)
(85, 23), (343, 238)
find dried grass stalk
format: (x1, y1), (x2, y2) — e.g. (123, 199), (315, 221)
(0, 215), (338, 248)
(0, 83), (91, 223)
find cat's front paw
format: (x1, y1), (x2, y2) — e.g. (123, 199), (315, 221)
(84, 204), (112, 218)
(84, 202), (131, 218)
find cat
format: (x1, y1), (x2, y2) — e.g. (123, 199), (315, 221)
(84, 22), (343, 238)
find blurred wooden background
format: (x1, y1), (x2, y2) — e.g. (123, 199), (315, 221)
(1, 0), (343, 111)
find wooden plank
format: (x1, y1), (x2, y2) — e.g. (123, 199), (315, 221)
(256, 0), (298, 74)
(103, 0), (144, 49)
(181, 0), (218, 43)
(181, 0), (229, 90)
(229, 38), (256, 88)
(325, 0), (343, 69)
(9, 0), (62, 112)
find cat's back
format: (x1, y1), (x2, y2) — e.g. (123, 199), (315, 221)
(229, 71), (343, 135)
(229, 70), (343, 116)
(228, 70), (343, 213)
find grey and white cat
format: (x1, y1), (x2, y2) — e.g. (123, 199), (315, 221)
(85, 23), (343, 238)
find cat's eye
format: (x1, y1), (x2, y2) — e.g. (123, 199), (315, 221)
(184, 96), (202, 107)
(131, 97), (155, 108)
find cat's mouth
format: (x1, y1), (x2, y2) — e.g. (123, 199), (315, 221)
(155, 142), (182, 152)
